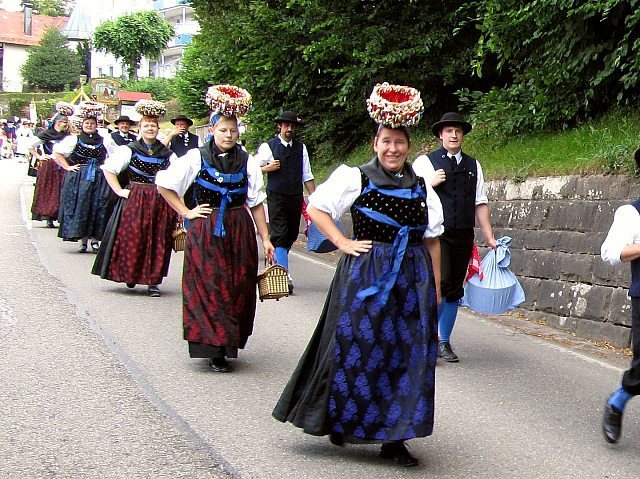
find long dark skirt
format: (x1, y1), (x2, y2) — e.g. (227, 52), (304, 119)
(273, 243), (438, 443)
(31, 159), (64, 221)
(92, 183), (178, 285)
(183, 206), (259, 355)
(58, 166), (113, 241)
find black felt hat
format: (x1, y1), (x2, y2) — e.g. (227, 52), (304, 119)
(171, 115), (194, 127)
(274, 110), (302, 125)
(431, 112), (473, 137)
(113, 115), (135, 125)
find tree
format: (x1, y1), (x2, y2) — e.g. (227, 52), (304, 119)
(457, 0), (640, 138)
(21, 0), (70, 16)
(183, 0), (496, 160)
(21, 27), (81, 92)
(93, 11), (174, 80)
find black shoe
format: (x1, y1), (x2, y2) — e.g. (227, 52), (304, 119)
(287, 275), (294, 294)
(602, 403), (623, 444)
(148, 285), (161, 297)
(90, 240), (100, 253)
(46, 220), (55, 228)
(438, 342), (459, 362)
(379, 442), (419, 467)
(126, 283), (135, 289)
(78, 243), (87, 253)
(208, 357), (231, 373)
(329, 432), (344, 446)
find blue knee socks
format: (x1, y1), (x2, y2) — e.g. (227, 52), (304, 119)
(438, 300), (458, 344)
(275, 247), (289, 270)
(608, 385), (633, 412)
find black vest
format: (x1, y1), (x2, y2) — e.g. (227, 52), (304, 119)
(265, 137), (304, 195)
(169, 132), (200, 157)
(111, 131), (136, 146)
(630, 200), (640, 297)
(427, 148), (477, 229)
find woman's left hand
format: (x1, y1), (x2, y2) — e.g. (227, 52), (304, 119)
(263, 239), (275, 264)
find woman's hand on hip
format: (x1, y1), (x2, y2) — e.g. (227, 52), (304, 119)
(184, 203), (213, 220)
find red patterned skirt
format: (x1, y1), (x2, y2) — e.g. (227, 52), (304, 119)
(102, 183), (177, 285)
(31, 159), (64, 220)
(183, 206), (259, 350)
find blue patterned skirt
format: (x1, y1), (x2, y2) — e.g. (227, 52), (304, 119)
(58, 165), (114, 241)
(273, 242), (438, 442)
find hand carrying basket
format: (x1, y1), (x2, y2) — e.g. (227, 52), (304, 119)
(257, 262), (289, 301)
(172, 221), (187, 252)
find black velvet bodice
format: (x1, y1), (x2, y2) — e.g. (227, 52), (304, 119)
(351, 171), (429, 244)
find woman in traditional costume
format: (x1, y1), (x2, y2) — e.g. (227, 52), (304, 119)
(29, 102), (73, 227)
(53, 101), (115, 252)
(92, 100), (178, 297)
(272, 83), (443, 467)
(156, 85), (274, 373)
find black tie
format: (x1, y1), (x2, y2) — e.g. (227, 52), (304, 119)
(449, 155), (457, 169)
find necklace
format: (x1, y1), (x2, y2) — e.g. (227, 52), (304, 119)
(144, 141), (154, 156)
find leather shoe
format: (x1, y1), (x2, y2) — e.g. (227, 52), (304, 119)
(379, 441), (419, 467)
(329, 432), (344, 446)
(209, 357), (231, 373)
(602, 403), (623, 444)
(438, 342), (459, 362)
(148, 285), (161, 297)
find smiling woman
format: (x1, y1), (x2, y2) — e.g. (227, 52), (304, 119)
(273, 83), (444, 468)
(92, 100), (179, 298)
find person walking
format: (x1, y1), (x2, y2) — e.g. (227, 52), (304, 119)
(162, 114), (202, 156)
(53, 101), (115, 252)
(255, 110), (315, 293)
(29, 103), (73, 227)
(156, 84), (274, 373)
(413, 112), (496, 362)
(273, 83), (443, 467)
(600, 148), (640, 443)
(92, 100), (178, 297)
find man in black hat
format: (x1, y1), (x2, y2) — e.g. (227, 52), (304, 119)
(600, 148), (640, 444)
(413, 112), (496, 362)
(111, 116), (137, 146)
(162, 114), (202, 156)
(256, 110), (316, 293)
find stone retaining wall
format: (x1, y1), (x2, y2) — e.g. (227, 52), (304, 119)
(301, 175), (640, 348)
(484, 175), (640, 348)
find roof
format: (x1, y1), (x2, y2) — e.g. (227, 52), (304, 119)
(60, 0), (95, 40)
(118, 91), (153, 101)
(0, 9), (68, 47)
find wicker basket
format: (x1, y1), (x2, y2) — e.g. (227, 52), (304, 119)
(172, 222), (187, 252)
(257, 263), (289, 301)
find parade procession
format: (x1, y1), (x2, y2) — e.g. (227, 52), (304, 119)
(3, 0), (640, 478)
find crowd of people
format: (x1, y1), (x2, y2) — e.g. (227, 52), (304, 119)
(18, 81), (640, 468)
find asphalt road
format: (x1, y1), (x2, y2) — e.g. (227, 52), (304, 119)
(1, 156), (640, 478)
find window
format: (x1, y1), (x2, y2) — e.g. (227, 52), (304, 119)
(109, 66), (114, 77)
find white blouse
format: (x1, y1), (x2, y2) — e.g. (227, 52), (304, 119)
(101, 144), (178, 175)
(308, 164), (444, 239)
(52, 132), (117, 157)
(155, 147), (266, 209)
(601, 204), (640, 266)
(412, 153), (489, 205)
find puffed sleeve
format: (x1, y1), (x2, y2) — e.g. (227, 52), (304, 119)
(246, 154), (267, 207)
(601, 204), (640, 266)
(307, 165), (361, 219)
(53, 135), (77, 156)
(424, 183), (444, 238)
(412, 154), (436, 183)
(155, 148), (201, 197)
(101, 145), (132, 174)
